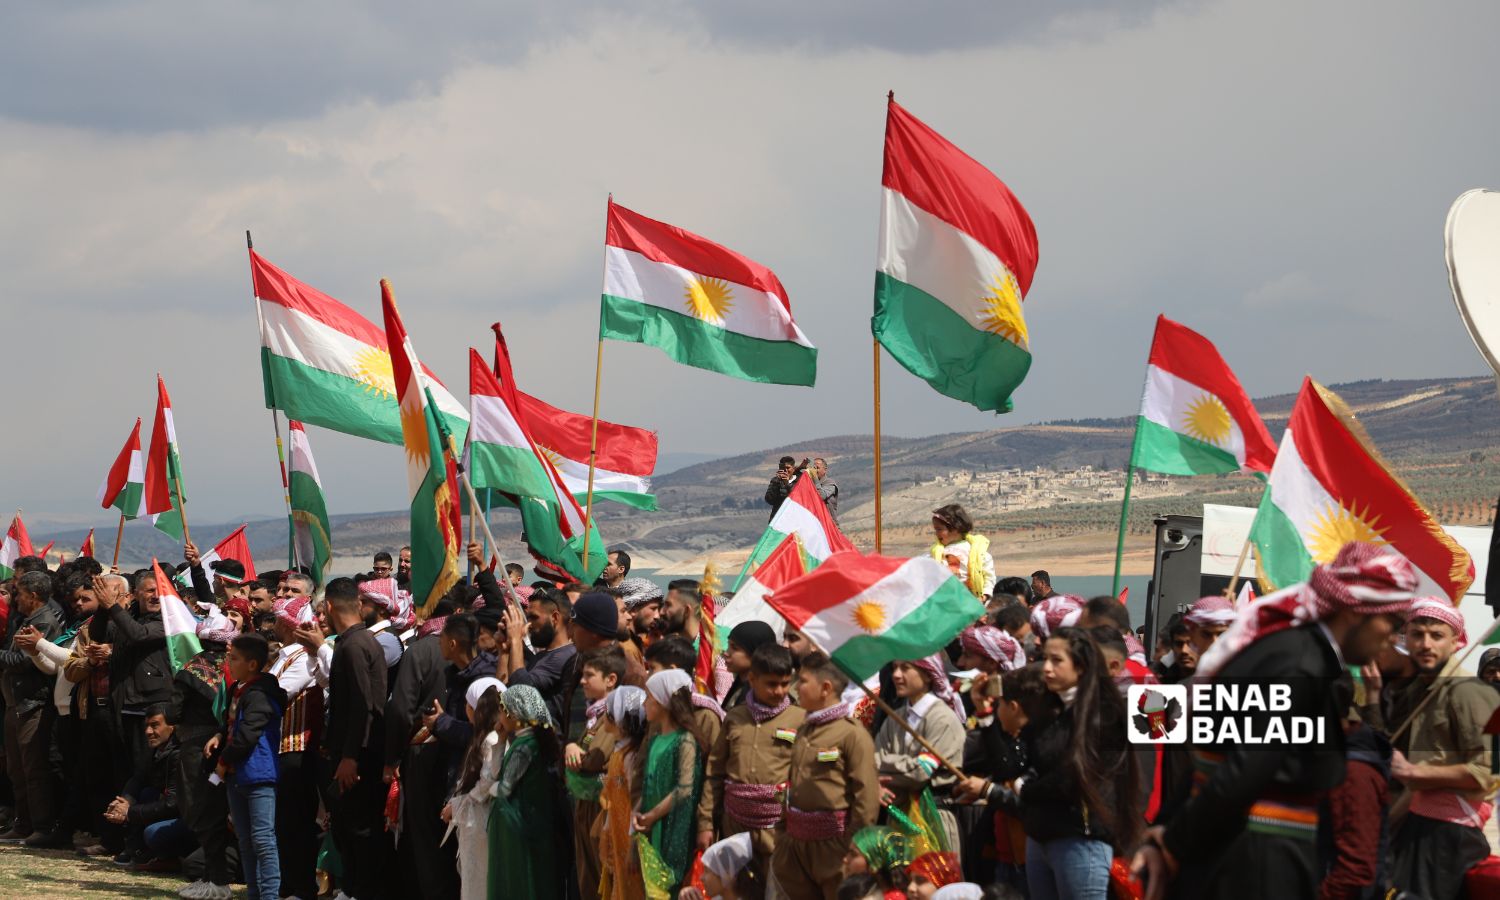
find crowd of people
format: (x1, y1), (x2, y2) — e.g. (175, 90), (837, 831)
(0, 499), (1496, 899)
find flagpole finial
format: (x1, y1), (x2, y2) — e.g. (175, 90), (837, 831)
(245, 230), (254, 249)
(887, 90), (894, 102)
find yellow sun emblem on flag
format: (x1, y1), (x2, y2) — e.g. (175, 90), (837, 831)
(1181, 394), (1233, 447)
(352, 347), (397, 400)
(684, 277), (734, 326)
(536, 445), (564, 471)
(852, 600), (887, 634)
(979, 269), (1028, 349)
(1306, 501), (1388, 563)
(398, 395), (430, 467)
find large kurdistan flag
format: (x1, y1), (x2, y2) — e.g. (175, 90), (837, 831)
(251, 249), (469, 445)
(873, 96), (1039, 413)
(600, 199), (817, 386)
(1249, 377), (1473, 601)
(288, 421), (332, 587)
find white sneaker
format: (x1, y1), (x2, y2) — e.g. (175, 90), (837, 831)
(178, 882), (208, 899)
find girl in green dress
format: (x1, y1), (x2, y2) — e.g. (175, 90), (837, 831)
(633, 669), (705, 894)
(486, 684), (562, 900)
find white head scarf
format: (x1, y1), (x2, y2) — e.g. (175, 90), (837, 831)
(645, 668), (693, 708)
(465, 676), (505, 710)
(701, 833), (754, 887)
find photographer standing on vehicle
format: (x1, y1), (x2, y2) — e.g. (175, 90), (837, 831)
(764, 455), (808, 519)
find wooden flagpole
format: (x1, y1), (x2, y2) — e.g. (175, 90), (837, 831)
(874, 338), (884, 554)
(173, 477), (191, 546)
(1225, 538), (1255, 601)
(581, 335), (604, 567)
(580, 196), (611, 569)
(110, 513), (126, 571)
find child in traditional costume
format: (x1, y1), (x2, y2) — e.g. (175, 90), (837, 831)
(442, 677), (503, 900)
(486, 684), (562, 899)
(598, 686), (648, 900)
(635, 668), (705, 895)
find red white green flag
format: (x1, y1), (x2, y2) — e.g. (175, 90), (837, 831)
(714, 533), (809, 648)
(1249, 377), (1473, 600)
(717, 477), (853, 646)
(196, 525), (258, 582)
(0, 514), (35, 580)
(467, 328), (607, 584)
(99, 418), (147, 520)
(79, 529), (96, 559)
(766, 551), (985, 681)
(288, 421), (333, 587)
(155, 558), (202, 671)
(874, 97), (1038, 413)
(381, 280), (464, 616)
(1132, 315), (1276, 476)
(144, 375), (187, 540)
(601, 200), (817, 386)
(252, 250), (469, 445)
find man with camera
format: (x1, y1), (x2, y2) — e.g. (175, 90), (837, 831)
(765, 455), (809, 520)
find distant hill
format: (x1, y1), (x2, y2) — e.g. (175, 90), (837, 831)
(36, 375), (1500, 574)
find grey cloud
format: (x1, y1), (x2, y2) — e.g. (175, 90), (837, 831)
(3, 0), (1175, 132)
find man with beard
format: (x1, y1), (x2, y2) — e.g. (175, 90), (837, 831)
(1387, 598), (1500, 899)
(621, 578), (663, 650)
(658, 580), (732, 701)
(500, 587), (576, 730)
(1132, 543), (1417, 900)
(1158, 620), (1198, 685)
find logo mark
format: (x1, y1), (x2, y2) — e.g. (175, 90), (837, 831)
(1128, 684), (1187, 744)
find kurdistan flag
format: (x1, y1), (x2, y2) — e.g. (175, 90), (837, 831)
(873, 97), (1038, 413)
(468, 329), (607, 584)
(0, 513), (35, 580)
(382, 280), (464, 616)
(144, 375), (187, 540)
(601, 199), (817, 386)
(288, 421), (333, 586)
(1131, 315), (1277, 476)
(251, 249), (469, 445)
(766, 551), (986, 682)
(154, 558), (203, 671)
(190, 525), (258, 584)
(497, 324), (659, 510)
(1249, 377), (1473, 600)
(717, 476), (854, 646)
(99, 418), (147, 519)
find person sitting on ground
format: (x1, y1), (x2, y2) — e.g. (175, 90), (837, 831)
(106, 706), (188, 872)
(930, 505), (995, 601)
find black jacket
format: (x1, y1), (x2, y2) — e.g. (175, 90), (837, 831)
(1163, 625), (1347, 864)
(123, 735), (182, 826)
(431, 649), (499, 784)
(384, 633), (447, 767)
(0, 600), (64, 711)
(1017, 701), (1134, 848)
(91, 603), (172, 709)
(324, 624), (387, 762)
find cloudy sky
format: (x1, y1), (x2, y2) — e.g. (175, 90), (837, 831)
(5, 0), (1497, 527)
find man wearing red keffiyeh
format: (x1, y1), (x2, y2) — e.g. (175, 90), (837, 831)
(1134, 542), (1418, 900)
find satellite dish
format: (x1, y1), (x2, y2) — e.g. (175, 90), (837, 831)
(1445, 189), (1500, 396)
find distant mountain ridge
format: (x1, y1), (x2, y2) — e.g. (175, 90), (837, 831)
(35, 375), (1500, 571)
